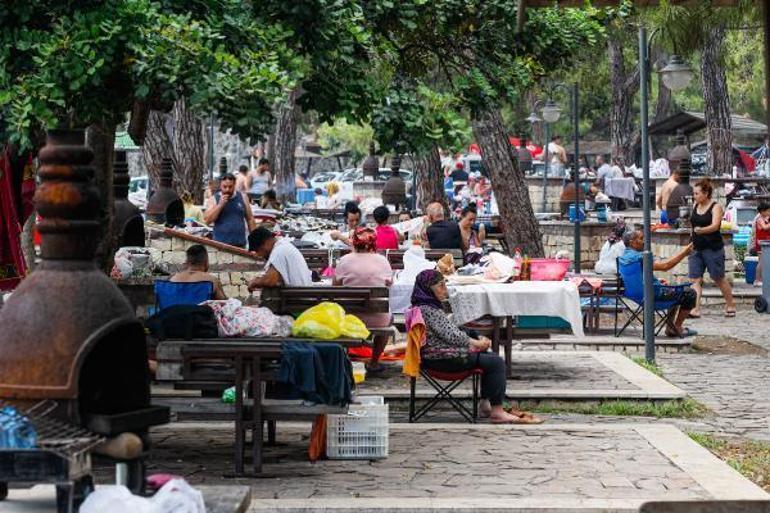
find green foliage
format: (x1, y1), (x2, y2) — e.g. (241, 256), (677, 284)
(371, 81), (471, 155)
(518, 398), (708, 419)
(631, 356), (664, 377)
(0, 0), (303, 149)
(317, 119), (374, 164)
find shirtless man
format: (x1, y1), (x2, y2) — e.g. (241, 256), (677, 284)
(656, 168), (681, 212)
(170, 244), (227, 299)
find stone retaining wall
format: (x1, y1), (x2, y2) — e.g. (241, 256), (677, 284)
(146, 228), (264, 299)
(525, 177), (566, 213)
(651, 230), (735, 285)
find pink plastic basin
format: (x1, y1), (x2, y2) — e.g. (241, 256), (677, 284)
(529, 258), (571, 281)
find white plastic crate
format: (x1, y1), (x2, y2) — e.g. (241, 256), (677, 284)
(326, 396), (389, 459)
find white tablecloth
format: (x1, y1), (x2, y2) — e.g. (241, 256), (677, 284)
(447, 281), (584, 337)
(605, 177), (636, 202)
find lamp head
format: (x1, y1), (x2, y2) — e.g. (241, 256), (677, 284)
(541, 99), (562, 123)
(659, 55), (694, 92)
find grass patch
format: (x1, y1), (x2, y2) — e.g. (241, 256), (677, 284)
(630, 356), (663, 377)
(514, 398), (708, 419)
(688, 432), (770, 492)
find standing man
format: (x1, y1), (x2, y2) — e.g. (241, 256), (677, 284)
(235, 165), (251, 193)
(517, 138), (533, 174)
(204, 173), (256, 248)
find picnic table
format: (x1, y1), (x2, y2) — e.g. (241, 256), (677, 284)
(156, 337), (363, 476)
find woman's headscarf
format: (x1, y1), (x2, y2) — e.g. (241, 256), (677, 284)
(410, 269), (445, 309)
(608, 220), (627, 246)
(351, 226), (377, 253)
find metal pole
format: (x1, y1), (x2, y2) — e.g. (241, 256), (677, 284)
(573, 83), (581, 273)
(208, 113), (215, 181)
(542, 123), (550, 212)
(763, 0), (770, 131)
(640, 26), (656, 362)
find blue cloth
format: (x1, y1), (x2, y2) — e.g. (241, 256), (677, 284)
(212, 192), (247, 247)
(154, 280), (214, 311)
(271, 342), (352, 406)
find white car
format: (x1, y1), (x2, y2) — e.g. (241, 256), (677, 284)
(128, 176), (148, 209)
(309, 171), (341, 190)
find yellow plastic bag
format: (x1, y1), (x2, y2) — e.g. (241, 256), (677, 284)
(292, 302), (345, 340)
(341, 314), (370, 339)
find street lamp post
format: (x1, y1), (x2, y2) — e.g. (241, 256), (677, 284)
(638, 27), (695, 362)
(526, 102), (552, 213)
(527, 85), (582, 272)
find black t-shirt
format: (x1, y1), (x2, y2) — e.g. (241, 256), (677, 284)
(449, 169), (469, 182)
(427, 220), (462, 249)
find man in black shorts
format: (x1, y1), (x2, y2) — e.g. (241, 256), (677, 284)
(618, 230), (697, 338)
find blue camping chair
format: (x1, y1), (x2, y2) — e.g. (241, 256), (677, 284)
(615, 259), (690, 338)
(154, 280), (215, 312)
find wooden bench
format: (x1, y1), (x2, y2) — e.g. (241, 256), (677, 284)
(155, 337), (362, 475)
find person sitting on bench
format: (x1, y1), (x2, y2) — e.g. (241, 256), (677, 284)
(334, 227), (394, 373)
(411, 269), (542, 424)
(247, 227), (312, 290)
(170, 244), (226, 300)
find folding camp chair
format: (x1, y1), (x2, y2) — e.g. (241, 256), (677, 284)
(409, 366), (482, 423)
(154, 280), (214, 312)
(615, 260), (690, 338)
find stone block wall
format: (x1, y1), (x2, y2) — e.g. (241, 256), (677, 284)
(651, 231), (735, 285)
(146, 228), (264, 299)
(525, 178), (565, 213)
(540, 222), (612, 270)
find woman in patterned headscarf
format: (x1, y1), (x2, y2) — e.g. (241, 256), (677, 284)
(410, 269), (542, 424)
(334, 227), (393, 372)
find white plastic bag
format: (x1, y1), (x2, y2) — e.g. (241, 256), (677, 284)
(80, 479), (205, 513)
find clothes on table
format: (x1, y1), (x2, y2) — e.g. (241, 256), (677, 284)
(202, 299), (293, 337)
(270, 341), (353, 407)
(604, 177), (636, 202)
(268, 238), (313, 286)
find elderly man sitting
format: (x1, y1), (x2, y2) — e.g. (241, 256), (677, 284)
(618, 229), (697, 338)
(423, 202), (461, 250)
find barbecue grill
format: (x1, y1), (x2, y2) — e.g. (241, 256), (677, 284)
(0, 401), (103, 513)
(0, 130), (170, 509)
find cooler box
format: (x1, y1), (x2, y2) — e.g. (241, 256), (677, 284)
(516, 316), (571, 330)
(745, 256), (758, 285)
(296, 188), (315, 205)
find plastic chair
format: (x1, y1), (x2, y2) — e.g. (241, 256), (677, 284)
(615, 259), (690, 338)
(154, 280), (214, 312)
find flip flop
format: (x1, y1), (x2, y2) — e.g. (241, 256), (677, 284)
(490, 415), (544, 425)
(688, 313), (701, 319)
(724, 310), (736, 318)
(679, 328), (698, 338)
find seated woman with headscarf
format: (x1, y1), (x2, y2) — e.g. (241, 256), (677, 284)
(594, 220), (627, 275)
(334, 227), (394, 372)
(409, 270), (542, 424)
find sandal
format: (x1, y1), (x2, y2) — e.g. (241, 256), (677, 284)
(688, 312), (701, 319)
(679, 328), (698, 338)
(724, 310), (736, 318)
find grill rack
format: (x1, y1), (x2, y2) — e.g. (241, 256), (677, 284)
(0, 400), (103, 457)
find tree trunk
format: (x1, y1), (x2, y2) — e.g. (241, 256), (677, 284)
(414, 145), (447, 213)
(170, 99), (206, 203)
(142, 99), (207, 202)
(472, 108), (543, 257)
(21, 210), (36, 273)
(272, 88), (300, 203)
(701, 26), (733, 177)
(142, 110), (171, 195)
(608, 34), (639, 164)
(86, 121), (117, 273)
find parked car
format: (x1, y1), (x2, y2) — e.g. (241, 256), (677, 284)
(309, 171), (341, 190)
(128, 176), (148, 209)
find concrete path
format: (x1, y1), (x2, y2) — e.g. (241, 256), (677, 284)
(124, 422), (766, 512)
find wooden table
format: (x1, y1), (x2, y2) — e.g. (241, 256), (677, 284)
(157, 337), (362, 476)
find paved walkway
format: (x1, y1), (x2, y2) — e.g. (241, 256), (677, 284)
(121, 422), (766, 511)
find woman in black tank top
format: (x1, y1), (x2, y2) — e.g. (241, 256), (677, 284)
(688, 179), (736, 317)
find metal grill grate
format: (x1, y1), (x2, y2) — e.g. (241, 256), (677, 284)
(1, 400), (103, 458)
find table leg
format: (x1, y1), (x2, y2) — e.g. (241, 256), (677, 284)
(505, 316), (513, 378)
(491, 317), (500, 356)
(234, 356), (244, 475)
(252, 357), (263, 475)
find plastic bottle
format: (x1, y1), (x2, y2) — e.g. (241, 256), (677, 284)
(521, 255), (531, 281)
(513, 248), (523, 279)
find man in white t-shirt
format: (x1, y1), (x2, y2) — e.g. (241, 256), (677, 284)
(595, 155), (612, 190)
(247, 228), (312, 290)
(547, 135), (567, 177)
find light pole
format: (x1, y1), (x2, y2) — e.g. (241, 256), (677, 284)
(638, 27), (695, 362)
(526, 101), (552, 213)
(527, 84), (582, 272)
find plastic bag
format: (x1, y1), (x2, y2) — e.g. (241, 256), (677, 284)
(341, 314), (370, 339)
(81, 479), (204, 513)
(292, 302), (346, 339)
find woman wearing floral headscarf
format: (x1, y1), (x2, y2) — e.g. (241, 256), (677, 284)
(410, 269), (542, 424)
(334, 227), (393, 372)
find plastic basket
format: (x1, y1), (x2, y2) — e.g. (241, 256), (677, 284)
(326, 396), (388, 460)
(530, 258), (571, 281)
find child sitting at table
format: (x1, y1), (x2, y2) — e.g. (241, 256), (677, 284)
(373, 205), (402, 250)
